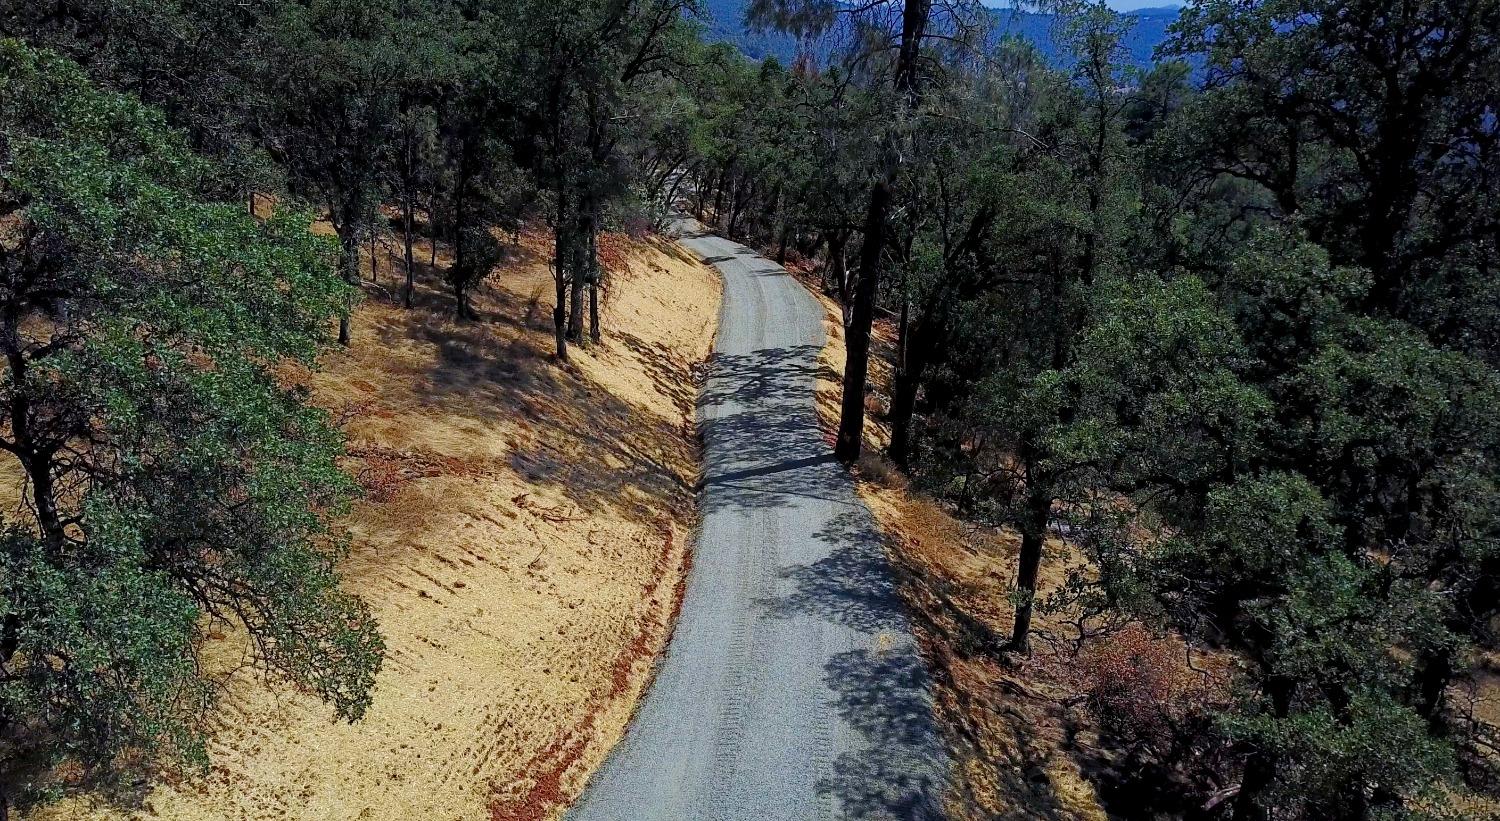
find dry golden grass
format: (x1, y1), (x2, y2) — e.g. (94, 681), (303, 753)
(858, 483), (1111, 821)
(27, 222), (721, 821)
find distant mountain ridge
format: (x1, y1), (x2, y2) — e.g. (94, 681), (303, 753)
(989, 5), (1180, 68)
(696, 0), (1182, 70)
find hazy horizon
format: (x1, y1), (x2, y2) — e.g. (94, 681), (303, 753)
(1106, 0), (1183, 10)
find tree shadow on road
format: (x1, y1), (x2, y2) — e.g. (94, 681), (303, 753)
(820, 648), (949, 820)
(756, 509), (908, 633)
(698, 345), (847, 514)
(754, 508), (953, 818)
(698, 344), (829, 410)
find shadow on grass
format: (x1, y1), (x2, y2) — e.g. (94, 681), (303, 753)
(880, 525), (1106, 821)
(363, 237), (698, 527)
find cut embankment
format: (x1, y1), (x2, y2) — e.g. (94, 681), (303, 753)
(29, 225), (720, 821)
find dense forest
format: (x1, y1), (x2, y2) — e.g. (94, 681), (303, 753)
(0, 0), (1498, 818)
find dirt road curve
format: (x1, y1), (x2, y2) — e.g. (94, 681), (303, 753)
(565, 220), (950, 821)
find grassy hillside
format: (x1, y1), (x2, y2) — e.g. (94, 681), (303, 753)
(26, 224), (721, 821)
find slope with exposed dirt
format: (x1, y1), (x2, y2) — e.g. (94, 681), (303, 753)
(27, 223), (720, 821)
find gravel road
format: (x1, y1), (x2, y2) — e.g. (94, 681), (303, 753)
(565, 220), (950, 821)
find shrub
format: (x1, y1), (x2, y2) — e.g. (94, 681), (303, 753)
(1078, 624), (1215, 749)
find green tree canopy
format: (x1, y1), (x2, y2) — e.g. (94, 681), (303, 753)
(0, 40), (380, 798)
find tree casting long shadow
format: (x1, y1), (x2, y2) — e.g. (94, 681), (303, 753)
(699, 344), (847, 514)
(755, 508), (953, 818)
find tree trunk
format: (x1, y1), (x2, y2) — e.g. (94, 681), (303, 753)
(553, 216), (570, 362)
(567, 232), (587, 342)
(826, 232), (848, 298)
(694, 165), (713, 218)
(1232, 676), (1293, 821)
(1415, 647), (1454, 734)
(833, 0), (927, 464)
(816, 233), (832, 291)
(1, 612), (18, 666)
(728, 179), (752, 238)
(713, 166), (728, 228)
(401, 123), (418, 308)
(888, 316), (929, 470)
(403, 191), (416, 308)
(18, 449), (60, 548)
(453, 134), (472, 320)
(725, 177), (739, 235)
(835, 176), (893, 463)
(1234, 747), (1276, 819)
(589, 279), (601, 343)
(767, 182), (784, 253)
(338, 228), (359, 346)
(1361, 101), (1423, 317)
(588, 224), (602, 343)
(663, 166), (687, 224)
(3, 321), (65, 552)
(452, 166), (468, 323)
(888, 374), (920, 469)
(1008, 474), (1051, 652)
(429, 177), (441, 269)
